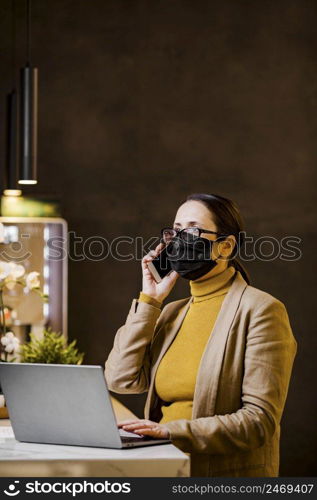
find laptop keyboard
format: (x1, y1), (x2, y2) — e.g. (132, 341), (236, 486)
(120, 435), (150, 442)
(119, 429), (151, 442)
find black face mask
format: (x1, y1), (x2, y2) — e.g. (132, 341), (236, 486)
(166, 236), (218, 281)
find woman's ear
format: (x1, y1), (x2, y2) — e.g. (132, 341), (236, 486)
(216, 235), (236, 260)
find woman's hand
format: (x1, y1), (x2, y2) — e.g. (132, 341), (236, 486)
(142, 242), (179, 303)
(118, 418), (171, 439)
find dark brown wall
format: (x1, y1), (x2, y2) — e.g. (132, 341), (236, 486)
(1, 0), (316, 476)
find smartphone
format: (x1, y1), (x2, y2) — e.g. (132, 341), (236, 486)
(147, 245), (172, 283)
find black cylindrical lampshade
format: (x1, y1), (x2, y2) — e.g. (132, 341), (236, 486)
(5, 89), (18, 191)
(19, 64), (38, 185)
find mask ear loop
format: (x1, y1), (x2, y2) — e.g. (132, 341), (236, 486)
(211, 234), (229, 264)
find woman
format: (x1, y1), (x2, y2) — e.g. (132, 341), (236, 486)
(104, 193), (297, 477)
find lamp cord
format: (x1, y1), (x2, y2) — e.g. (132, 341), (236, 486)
(11, 0), (16, 86)
(26, 0), (31, 65)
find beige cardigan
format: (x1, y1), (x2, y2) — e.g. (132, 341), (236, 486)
(104, 271), (297, 477)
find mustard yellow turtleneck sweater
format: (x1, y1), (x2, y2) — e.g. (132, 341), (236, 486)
(139, 265), (236, 424)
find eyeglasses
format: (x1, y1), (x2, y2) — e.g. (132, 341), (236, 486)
(161, 227), (227, 243)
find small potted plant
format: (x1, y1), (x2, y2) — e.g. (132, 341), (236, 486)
(19, 328), (84, 365)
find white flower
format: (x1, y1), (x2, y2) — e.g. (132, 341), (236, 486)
(0, 331), (15, 344)
(0, 261), (25, 289)
(8, 262), (25, 279)
(0, 331), (20, 354)
(0, 261), (11, 281)
(26, 271), (40, 290)
(4, 280), (15, 290)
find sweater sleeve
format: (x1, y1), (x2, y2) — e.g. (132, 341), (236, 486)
(162, 298), (298, 455)
(138, 292), (163, 309)
(104, 298), (162, 394)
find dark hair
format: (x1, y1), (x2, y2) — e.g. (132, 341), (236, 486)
(185, 193), (250, 285)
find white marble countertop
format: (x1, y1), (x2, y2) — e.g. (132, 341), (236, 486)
(0, 420), (190, 477)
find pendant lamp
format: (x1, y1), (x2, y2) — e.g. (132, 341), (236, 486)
(5, 90), (21, 196)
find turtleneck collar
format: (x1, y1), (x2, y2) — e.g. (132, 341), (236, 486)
(190, 265), (236, 303)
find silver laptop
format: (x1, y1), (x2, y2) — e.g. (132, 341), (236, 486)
(0, 363), (171, 448)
